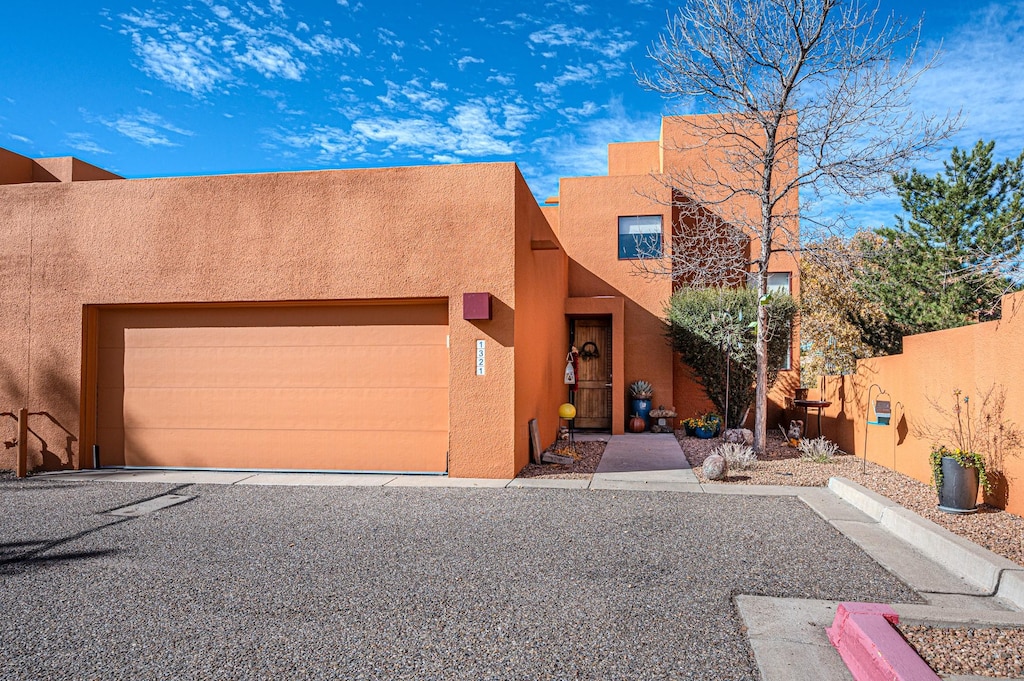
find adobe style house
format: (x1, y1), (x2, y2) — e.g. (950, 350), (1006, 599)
(0, 115), (799, 478)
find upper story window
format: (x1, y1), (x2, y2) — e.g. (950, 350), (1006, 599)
(618, 215), (663, 259)
(747, 271), (792, 294)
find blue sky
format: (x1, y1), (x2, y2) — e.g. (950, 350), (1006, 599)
(1, 0), (1022, 231)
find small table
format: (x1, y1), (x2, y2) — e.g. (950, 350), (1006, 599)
(793, 400), (832, 438)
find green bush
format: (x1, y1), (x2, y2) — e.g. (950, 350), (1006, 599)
(666, 286), (796, 428)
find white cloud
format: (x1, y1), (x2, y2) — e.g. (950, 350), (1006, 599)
(234, 43), (306, 80)
(276, 124), (363, 159)
(528, 23), (636, 58)
(913, 2), (1024, 160)
(8, 133), (32, 144)
(449, 103), (515, 156)
(64, 132), (111, 155)
(377, 27), (404, 48)
(119, 5), (359, 97)
(457, 55), (484, 70)
(487, 72), (514, 86)
(827, 1), (1024, 232)
(519, 99), (661, 197)
(352, 117), (454, 151)
(129, 32), (232, 95)
(535, 63), (600, 96)
(97, 109), (193, 147)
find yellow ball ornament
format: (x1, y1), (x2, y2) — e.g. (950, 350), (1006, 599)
(558, 403), (577, 419)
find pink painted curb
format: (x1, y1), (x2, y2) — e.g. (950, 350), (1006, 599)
(826, 602), (939, 681)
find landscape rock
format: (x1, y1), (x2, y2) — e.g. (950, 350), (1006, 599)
(724, 428), (754, 445)
(703, 453), (728, 480)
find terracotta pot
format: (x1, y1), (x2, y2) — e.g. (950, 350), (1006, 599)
(628, 415), (646, 433)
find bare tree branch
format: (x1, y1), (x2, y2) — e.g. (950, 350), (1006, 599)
(635, 0), (962, 451)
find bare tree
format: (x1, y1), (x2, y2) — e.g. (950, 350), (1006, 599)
(637, 0), (961, 452)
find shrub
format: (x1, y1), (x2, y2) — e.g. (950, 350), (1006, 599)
(666, 286), (796, 428)
(714, 442), (757, 470)
(798, 437), (840, 463)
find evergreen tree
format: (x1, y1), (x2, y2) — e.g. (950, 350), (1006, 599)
(861, 141), (1024, 340)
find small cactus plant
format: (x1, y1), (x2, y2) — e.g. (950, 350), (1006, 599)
(798, 437), (840, 463)
(629, 380), (653, 399)
(714, 442), (757, 470)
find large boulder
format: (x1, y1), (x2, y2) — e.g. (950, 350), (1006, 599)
(723, 428), (754, 446)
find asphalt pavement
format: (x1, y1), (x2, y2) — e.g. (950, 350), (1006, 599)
(0, 475), (918, 680)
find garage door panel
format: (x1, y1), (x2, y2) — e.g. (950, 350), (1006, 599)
(113, 386), (448, 430)
(113, 324), (448, 349)
(101, 345), (449, 389)
(98, 304), (448, 348)
(121, 428), (448, 472)
(96, 302), (450, 473)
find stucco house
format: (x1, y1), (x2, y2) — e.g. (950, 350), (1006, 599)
(0, 115), (799, 478)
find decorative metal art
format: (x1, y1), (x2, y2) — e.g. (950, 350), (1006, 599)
(579, 341), (600, 359)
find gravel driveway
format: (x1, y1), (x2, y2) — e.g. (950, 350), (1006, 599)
(0, 477), (919, 680)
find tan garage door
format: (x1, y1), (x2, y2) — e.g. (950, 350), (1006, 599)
(95, 302), (449, 472)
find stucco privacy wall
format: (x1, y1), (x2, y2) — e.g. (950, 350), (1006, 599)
(0, 162), (547, 478)
(814, 291), (1024, 515)
(513, 173), (570, 471)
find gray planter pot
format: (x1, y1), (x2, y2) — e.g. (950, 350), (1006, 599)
(937, 456), (980, 514)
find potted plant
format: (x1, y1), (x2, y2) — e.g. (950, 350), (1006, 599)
(629, 380), (653, 425)
(929, 390), (992, 514)
(931, 446), (989, 513)
(684, 412), (721, 439)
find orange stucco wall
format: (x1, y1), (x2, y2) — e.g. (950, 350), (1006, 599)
(608, 141), (660, 176)
(813, 291), (1024, 515)
(514, 174), (570, 469)
(557, 117), (801, 429)
(556, 170), (676, 428)
(1, 111), (805, 476)
(0, 148), (122, 184)
(0, 161), (555, 478)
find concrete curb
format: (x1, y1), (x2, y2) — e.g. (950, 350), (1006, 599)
(829, 477), (1024, 608)
(825, 602), (939, 681)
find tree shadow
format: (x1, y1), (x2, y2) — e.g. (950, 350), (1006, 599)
(0, 483), (194, 573)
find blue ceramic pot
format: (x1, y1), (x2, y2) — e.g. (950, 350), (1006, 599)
(695, 426), (716, 439)
(631, 399), (652, 424)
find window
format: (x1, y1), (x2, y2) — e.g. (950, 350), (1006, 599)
(618, 215), (662, 259)
(747, 272), (794, 370)
(747, 271), (791, 293)
(767, 272), (791, 293)
(778, 326), (793, 371)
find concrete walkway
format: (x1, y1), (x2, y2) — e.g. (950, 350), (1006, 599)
(32, 432), (1024, 680)
(39, 432), (700, 492)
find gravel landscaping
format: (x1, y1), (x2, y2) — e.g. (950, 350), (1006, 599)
(678, 431), (1024, 568)
(899, 625), (1024, 678)
(516, 439), (608, 479)
(0, 473), (918, 680)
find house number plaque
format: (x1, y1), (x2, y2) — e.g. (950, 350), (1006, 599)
(476, 340), (486, 375)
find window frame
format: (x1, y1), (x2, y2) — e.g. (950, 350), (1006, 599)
(617, 215), (663, 260)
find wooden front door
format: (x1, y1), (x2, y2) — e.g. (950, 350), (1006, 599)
(573, 318), (612, 430)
